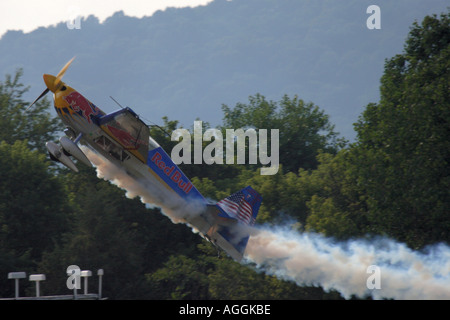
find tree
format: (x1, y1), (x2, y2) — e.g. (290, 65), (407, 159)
(222, 94), (345, 173)
(0, 140), (70, 297)
(0, 69), (60, 153)
(296, 12), (450, 248)
(37, 163), (202, 298)
(0, 140), (69, 258)
(146, 254), (211, 299)
(303, 151), (368, 239)
(146, 244), (343, 300)
(353, 12), (450, 248)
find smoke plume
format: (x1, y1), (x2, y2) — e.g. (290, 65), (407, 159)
(245, 226), (450, 299)
(81, 147), (205, 226)
(82, 147), (450, 299)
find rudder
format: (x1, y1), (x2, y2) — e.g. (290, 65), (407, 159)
(214, 186), (262, 260)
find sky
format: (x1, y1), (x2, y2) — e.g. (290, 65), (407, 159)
(0, 0), (213, 38)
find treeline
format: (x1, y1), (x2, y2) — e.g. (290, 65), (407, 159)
(0, 13), (448, 299)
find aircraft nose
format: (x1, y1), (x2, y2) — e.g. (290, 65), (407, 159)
(43, 74), (58, 92)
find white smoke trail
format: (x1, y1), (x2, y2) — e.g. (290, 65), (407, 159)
(81, 147), (205, 226)
(245, 226), (450, 299)
(82, 147), (450, 299)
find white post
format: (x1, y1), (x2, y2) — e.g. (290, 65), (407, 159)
(97, 269), (104, 299)
(8, 272), (26, 299)
(29, 274), (46, 297)
(80, 270), (92, 295)
(66, 269), (78, 299)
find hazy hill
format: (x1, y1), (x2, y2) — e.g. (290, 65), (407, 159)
(0, 0), (448, 140)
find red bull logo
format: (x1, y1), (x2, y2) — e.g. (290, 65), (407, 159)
(106, 125), (145, 150)
(64, 91), (101, 123)
(151, 151), (193, 194)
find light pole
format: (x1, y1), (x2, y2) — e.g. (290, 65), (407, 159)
(7, 272), (26, 299)
(97, 269), (104, 299)
(80, 270), (92, 295)
(29, 274), (46, 297)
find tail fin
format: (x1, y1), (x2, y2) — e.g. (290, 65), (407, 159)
(213, 186), (262, 260)
(216, 186), (262, 226)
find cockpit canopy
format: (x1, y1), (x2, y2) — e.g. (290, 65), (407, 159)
(96, 107), (159, 162)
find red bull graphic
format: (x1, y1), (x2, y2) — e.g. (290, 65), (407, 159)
(63, 91), (102, 123)
(151, 151), (194, 194)
(106, 125), (145, 150)
(147, 148), (205, 201)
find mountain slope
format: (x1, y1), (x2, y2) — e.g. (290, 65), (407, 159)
(0, 0), (448, 140)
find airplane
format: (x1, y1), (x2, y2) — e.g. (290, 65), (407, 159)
(27, 58), (262, 261)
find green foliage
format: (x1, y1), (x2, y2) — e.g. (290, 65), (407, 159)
(303, 11), (450, 248)
(222, 94), (346, 173)
(0, 140), (69, 257)
(303, 151), (367, 239)
(147, 254), (210, 299)
(0, 140), (70, 297)
(146, 245), (341, 300)
(1, 11), (449, 299)
(0, 69), (60, 153)
(37, 164), (201, 299)
(352, 12), (450, 248)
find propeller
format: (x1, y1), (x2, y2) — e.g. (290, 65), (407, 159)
(26, 57), (75, 112)
(54, 56), (75, 89)
(26, 88), (50, 111)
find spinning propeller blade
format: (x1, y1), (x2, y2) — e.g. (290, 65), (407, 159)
(54, 56), (75, 88)
(25, 57), (75, 112)
(26, 88), (49, 111)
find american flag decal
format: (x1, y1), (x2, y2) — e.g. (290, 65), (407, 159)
(217, 187), (260, 225)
